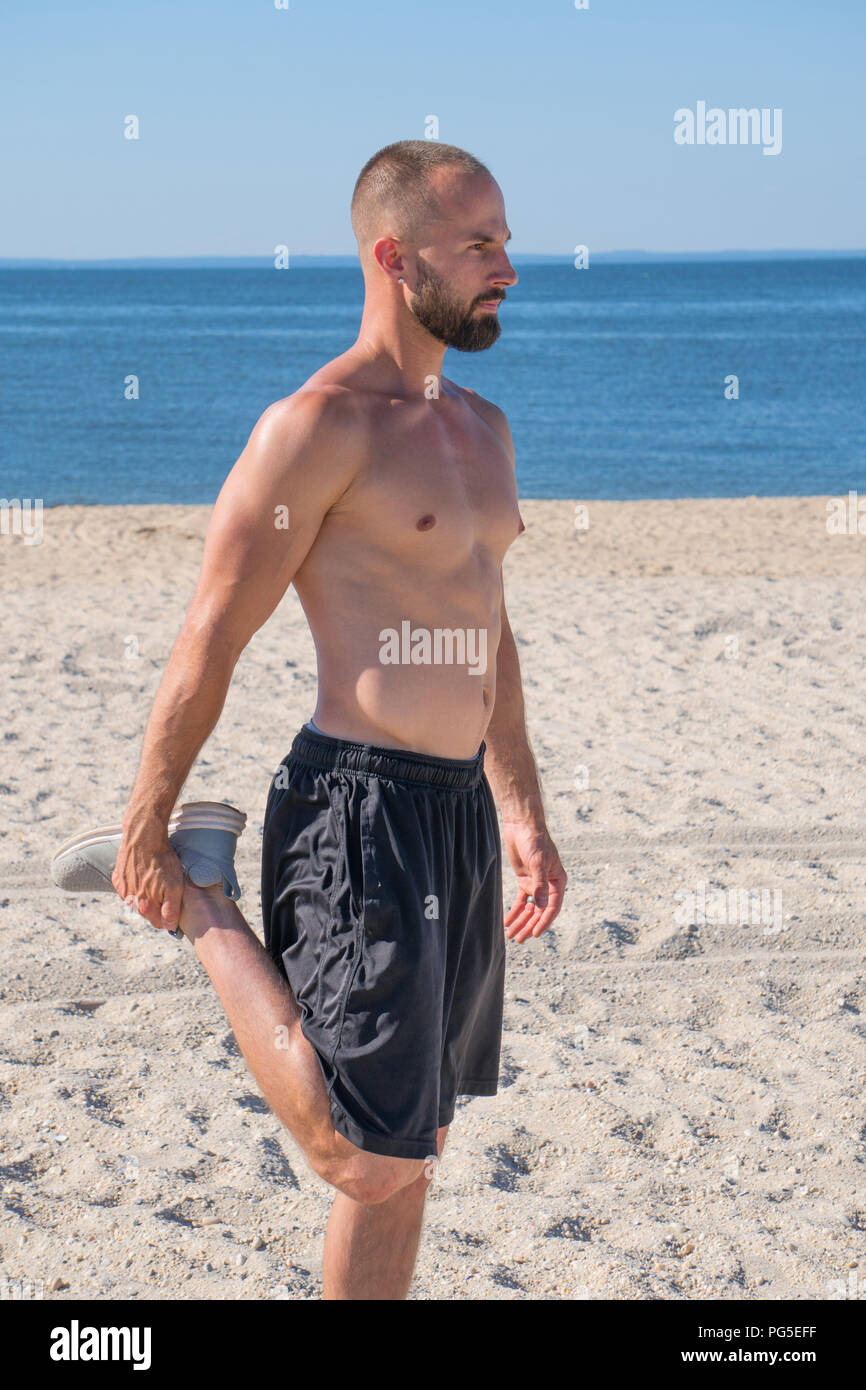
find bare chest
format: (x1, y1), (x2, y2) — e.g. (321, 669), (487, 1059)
(342, 396), (523, 566)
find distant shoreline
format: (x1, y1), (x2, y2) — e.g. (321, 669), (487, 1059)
(1, 250), (864, 270)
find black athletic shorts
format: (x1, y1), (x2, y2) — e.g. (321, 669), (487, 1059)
(261, 725), (506, 1161)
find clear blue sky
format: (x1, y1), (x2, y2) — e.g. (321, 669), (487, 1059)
(2, 0), (863, 258)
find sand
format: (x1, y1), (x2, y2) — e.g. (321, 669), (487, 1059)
(1, 496), (864, 1300)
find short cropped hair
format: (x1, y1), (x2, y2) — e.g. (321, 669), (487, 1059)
(350, 140), (491, 253)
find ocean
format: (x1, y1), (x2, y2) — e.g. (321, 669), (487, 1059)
(1, 259), (863, 504)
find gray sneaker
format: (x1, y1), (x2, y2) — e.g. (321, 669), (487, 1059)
(50, 801), (247, 937)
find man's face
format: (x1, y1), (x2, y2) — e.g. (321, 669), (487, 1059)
(407, 174), (517, 353)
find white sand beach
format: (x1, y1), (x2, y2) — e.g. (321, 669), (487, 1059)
(1, 496), (864, 1300)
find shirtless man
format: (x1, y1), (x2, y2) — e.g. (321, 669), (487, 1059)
(108, 141), (566, 1298)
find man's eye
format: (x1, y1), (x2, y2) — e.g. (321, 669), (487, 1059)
(470, 243), (485, 251)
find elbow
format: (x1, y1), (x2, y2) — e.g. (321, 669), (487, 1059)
(177, 605), (246, 667)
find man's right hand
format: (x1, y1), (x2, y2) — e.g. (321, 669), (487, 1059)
(112, 829), (186, 932)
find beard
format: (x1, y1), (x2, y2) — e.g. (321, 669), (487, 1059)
(408, 255), (502, 352)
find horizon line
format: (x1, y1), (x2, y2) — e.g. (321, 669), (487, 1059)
(1, 249), (864, 269)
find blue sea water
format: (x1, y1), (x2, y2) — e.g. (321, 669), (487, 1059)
(0, 260), (863, 504)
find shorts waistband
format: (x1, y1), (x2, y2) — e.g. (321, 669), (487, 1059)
(288, 726), (487, 790)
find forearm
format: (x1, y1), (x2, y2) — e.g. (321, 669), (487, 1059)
(122, 621), (237, 834)
(483, 620), (545, 823)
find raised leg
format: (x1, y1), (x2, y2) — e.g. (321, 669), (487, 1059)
(178, 882), (426, 1206)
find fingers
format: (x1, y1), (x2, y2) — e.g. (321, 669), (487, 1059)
(510, 905), (542, 944)
(135, 895), (168, 930)
(504, 890), (531, 929)
(505, 892), (535, 939)
(113, 851), (185, 933)
(160, 888), (183, 931)
(505, 859), (549, 941)
(505, 861), (567, 943)
(505, 859), (547, 918)
(137, 881), (184, 931)
(525, 878), (565, 938)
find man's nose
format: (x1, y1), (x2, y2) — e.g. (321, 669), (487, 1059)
(495, 255), (518, 288)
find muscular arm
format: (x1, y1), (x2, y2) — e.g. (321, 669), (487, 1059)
(122, 390), (358, 837)
(484, 585), (567, 940)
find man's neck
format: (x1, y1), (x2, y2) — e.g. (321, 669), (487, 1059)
(352, 320), (447, 397)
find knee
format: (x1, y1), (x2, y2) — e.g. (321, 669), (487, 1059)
(316, 1152), (427, 1206)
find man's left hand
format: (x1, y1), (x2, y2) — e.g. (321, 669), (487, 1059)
(502, 820), (567, 942)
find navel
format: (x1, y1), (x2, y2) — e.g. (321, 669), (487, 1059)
(416, 514), (436, 532)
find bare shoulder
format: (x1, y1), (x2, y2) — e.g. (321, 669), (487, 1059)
(213, 384), (372, 527)
(248, 384), (371, 481)
(253, 382), (368, 452)
(449, 383), (514, 457)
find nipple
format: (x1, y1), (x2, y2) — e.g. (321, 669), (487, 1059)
(416, 514), (436, 532)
